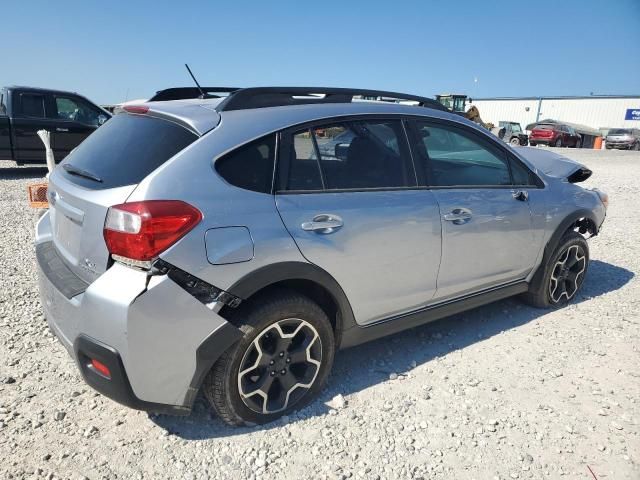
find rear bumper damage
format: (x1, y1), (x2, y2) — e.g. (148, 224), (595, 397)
(35, 217), (242, 413)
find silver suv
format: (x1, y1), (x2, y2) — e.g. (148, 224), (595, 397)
(605, 128), (640, 150)
(35, 87), (607, 426)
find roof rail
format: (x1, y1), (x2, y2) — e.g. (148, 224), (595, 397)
(215, 87), (448, 112)
(149, 87), (240, 102)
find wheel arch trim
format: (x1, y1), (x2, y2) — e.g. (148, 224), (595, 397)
(529, 208), (597, 291)
(226, 261), (356, 348)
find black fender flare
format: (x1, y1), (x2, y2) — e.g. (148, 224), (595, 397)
(530, 209), (598, 290)
(226, 261), (356, 348)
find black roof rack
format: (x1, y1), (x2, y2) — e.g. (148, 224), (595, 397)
(149, 87), (240, 102)
(215, 87), (448, 112)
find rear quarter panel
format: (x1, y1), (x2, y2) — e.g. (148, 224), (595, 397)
(127, 117), (307, 292)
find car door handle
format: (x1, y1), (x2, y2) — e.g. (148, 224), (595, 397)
(443, 208), (472, 224)
(512, 190), (529, 201)
(301, 214), (343, 233)
(56, 127), (69, 132)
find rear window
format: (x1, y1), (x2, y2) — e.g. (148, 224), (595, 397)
(20, 94), (46, 118)
(60, 114), (198, 189)
(534, 124), (554, 130)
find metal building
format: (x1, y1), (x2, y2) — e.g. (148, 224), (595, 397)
(469, 95), (640, 134)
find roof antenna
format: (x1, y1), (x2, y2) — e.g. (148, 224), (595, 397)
(185, 63), (208, 98)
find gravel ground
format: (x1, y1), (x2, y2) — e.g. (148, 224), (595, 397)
(1, 149), (638, 480)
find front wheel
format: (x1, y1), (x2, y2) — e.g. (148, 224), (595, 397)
(521, 232), (589, 308)
(510, 137), (520, 146)
(554, 138), (563, 147)
(203, 290), (335, 426)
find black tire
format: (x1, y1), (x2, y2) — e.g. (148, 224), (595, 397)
(554, 137), (563, 148)
(509, 137), (520, 146)
(203, 290), (335, 426)
(530, 142), (537, 147)
(521, 231), (589, 309)
(634, 142), (640, 151)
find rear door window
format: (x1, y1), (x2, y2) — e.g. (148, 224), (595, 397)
(19, 93), (46, 118)
(281, 119), (415, 191)
(60, 113), (197, 189)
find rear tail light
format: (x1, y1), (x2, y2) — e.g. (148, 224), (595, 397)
(104, 200), (202, 267)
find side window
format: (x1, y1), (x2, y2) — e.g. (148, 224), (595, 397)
(510, 158), (538, 186)
(19, 94), (46, 118)
(0, 91), (6, 115)
(216, 135), (276, 194)
(283, 120), (413, 191)
(55, 96), (101, 126)
(287, 130), (324, 191)
(412, 121), (511, 187)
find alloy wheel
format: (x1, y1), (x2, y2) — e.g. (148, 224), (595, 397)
(549, 245), (586, 303)
(237, 318), (322, 414)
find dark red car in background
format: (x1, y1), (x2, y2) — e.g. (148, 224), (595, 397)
(529, 123), (581, 148)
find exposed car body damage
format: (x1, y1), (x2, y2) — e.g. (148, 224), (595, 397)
(517, 147), (592, 182)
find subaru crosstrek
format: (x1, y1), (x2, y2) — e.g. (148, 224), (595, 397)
(35, 87), (607, 425)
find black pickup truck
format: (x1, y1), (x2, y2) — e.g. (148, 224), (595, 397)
(0, 86), (110, 165)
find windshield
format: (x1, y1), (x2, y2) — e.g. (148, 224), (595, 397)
(608, 129), (631, 135)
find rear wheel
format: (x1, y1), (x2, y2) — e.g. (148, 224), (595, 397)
(554, 138), (563, 147)
(203, 290), (335, 426)
(634, 142), (640, 151)
(521, 232), (589, 308)
(530, 141), (537, 147)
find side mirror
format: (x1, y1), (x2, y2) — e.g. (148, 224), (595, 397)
(334, 143), (349, 161)
(97, 114), (108, 126)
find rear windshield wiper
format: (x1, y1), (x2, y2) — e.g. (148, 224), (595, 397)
(62, 164), (103, 183)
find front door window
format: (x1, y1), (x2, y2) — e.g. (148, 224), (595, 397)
(54, 96), (101, 126)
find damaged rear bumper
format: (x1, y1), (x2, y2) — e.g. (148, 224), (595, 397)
(36, 238), (242, 414)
